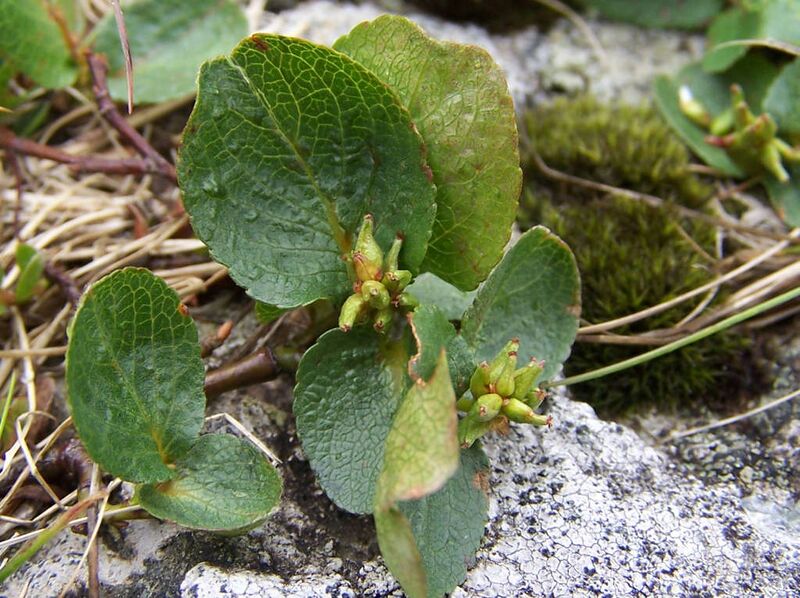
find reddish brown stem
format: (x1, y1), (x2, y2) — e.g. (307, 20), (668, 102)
(0, 126), (163, 177)
(85, 52), (176, 183)
(204, 349), (280, 400)
(44, 261), (82, 305)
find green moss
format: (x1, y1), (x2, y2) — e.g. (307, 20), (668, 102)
(522, 94), (711, 209)
(519, 96), (758, 415)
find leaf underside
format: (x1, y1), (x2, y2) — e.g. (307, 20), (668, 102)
(179, 33), (436, 309)
(66, 268), (205, 483)
(137, 433), (282, 531)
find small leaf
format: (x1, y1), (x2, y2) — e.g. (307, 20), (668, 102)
(335, 16), (521, 291)
(376, 351), (458, 512)
(0, 0), (76, 88)
(14, 243), (44, 303)
(179, 34), (436, 309)
(254, 301), (287, 325)
(583, 0), (723, 29)
(375, 444), (490, 598)
(66, 268), (205, 483)
(764, 60), (800, 135)
(93, 0), (248, 104)
(703, 8), (760, 72)
(461, 227), (580, 381)
(137, 434), (282, 531)
(408, 304), (475, 397)
(405, 273), (477, 321)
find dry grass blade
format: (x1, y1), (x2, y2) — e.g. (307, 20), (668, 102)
(111, 0), (134, 113)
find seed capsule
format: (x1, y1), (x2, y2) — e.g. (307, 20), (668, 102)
(338, 293), (367, 331)
(353, 252), (381, 283)
(383, 269), (412, 293)
(361, 280), (390, 310)
(456, 394), (476, 413)
(524, 388), (547, 410)
(373, 307), (393, 333)
(355, 214), (383, 266)
(502, 397), (550, 426)
(512, 358), (544, 400)
(396, 291), (419, 311)
(487, 338), (520, 383)
(469, 361), (491, 398)
(474, 393), (503, 422)
(457, 413), (491, 448)
(494, 352), (517, 397)
(384, 236), (403, 273)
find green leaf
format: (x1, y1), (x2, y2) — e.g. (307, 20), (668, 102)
(334, 16), (521, 291)
(14, 243), (44, 303)
(583, 0), (723, 29)
(764, 60), (800, 135)
(66, 268), (205, 483)
(703, 8), (760, 73)
(179, 34), (436, 309)
(254, 301), (287, 325)
(765, 166), (800, 226)
(375, 444), (490, 598)
(294, 328), (409, 514)
(93, 0), (248, 104)
(704, 1), (800, 73)
(408, 303), (475, 397)
(376, 351), (458, 511)
(137, 434), (282, 531)
(461, 226), (580, 382)
(294, 306), (460, 514)
(0, 0), (76, 88)
(405, 273), (477, 321)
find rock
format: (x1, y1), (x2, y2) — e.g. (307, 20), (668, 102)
(258, 0), (704, 107)
(7, 387), (798, 597)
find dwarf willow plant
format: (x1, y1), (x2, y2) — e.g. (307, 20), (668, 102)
(176, 16), (580, 597)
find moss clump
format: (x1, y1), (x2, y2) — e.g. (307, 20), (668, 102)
(519, 96), (758, 415)
(521, 94), (711, 210)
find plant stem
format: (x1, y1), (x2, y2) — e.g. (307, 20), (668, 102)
(0, 371), (17, 446)
(204, 349), (280, 400)
(548, 285), (800, 388)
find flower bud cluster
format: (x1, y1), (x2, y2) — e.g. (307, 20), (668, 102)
(457, 338), (551, 447)
(338, 215), (419, 333)
(681, 83), (800, 183)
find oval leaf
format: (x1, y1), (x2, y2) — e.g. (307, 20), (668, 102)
(294, 328), (409, 514)
(375, 444), (490, 598)
(405, 273), (477, 322)
(461, 226), (580, 381)
(294, 307), (462, 514)
(66, 268), (205, 483)
(137, 434), (282, 531)
(179, 34), (436, 309)
(376, 350), (458, 512)
(93, 0), (248, 104)
(0, 0), (76, 88)
(335, 16), (521, 291)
